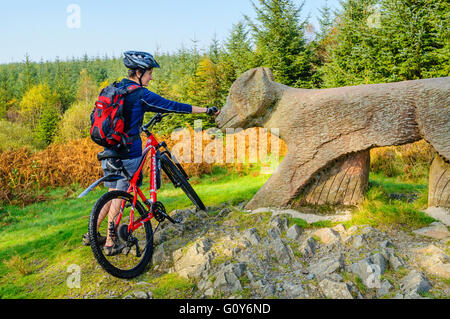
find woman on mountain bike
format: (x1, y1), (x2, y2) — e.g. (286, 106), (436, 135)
(83, 50), (219, 255)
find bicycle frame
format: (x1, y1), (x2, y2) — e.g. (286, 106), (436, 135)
(115, 132), (161, 234)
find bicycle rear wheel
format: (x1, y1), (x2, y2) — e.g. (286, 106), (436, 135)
(88, 190), (153, 279)
(160, 153), (206, 211)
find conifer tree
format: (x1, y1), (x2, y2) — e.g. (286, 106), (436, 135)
(224, 21), (256, 78)
(245, 0), (313, 87)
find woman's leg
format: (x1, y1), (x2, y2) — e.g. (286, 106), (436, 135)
(97, 188), (117, 231)
(105, 195), (124, 247)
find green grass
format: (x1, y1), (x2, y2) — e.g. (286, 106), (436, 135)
(0, 165), (269, 299)
(344, 172), (435, 230)
(149, 273), (196, 299)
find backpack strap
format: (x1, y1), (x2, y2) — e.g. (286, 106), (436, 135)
(120, 82), (145, 146)
(123, 83), (143, 95)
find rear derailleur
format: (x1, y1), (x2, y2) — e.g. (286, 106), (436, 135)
(117, 224), (142, 258)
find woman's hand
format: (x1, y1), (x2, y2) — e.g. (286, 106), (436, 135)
(206, 106), (220, 116)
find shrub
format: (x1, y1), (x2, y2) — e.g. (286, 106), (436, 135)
(370, 140), (432, 183)
(0, 120), (41, 151)
(54, 101), (92, 143)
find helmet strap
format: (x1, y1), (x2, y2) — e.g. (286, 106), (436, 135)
(138, 68), (146, 86)
(139, 70), (147, 86)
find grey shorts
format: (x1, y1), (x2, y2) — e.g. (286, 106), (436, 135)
(101, 156), (143, 191)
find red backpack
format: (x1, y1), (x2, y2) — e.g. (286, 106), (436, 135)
(90, 82), (142, 150)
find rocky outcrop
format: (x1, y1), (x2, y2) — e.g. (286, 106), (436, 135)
(125, 204), (450, 300)
(216, 67), (450, 209)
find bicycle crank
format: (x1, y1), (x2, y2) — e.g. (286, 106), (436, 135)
(152, 201), (182, 224)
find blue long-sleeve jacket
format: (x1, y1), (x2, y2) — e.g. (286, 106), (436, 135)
(118, 78), (192, 159)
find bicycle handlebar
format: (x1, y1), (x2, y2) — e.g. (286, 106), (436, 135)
(141, 113), (170, 134)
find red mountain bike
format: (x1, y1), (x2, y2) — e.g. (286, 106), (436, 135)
(78, 113), (205, 278)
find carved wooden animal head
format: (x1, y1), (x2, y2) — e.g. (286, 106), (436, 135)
(216, 67), (280, 130)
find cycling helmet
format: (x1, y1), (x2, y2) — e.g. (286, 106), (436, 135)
(123, 51), (160, 70)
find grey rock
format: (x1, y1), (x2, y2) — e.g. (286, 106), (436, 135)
(401, 270), (432, 294)
(312, 228), (341, 245)
(267, 227), (281, 240)
(382, 249), (406, 271)
(213, 268), (242, 293)
(152, 243), (169, 265)
(204, 288), (214, 297)
(300, 237), (318, 258)
(263, 284), (276, 296)
(252, 280), (264, 289)
(332, 224), (347, 236)
(243, 228), (261, 246)
(223, 262), (247, 278)
(319, 279), (353, 299)
(370, 253), (388, 274)
(271, 238), (294, 264)
(422, 206), (450, 227)
(349, 253), (388, 288)
(286, 225), (303, 241)
(133, 291), (149, 299)
(380, 240), (395, 249)
(326, 273), (343, 282)
(306, 274), (315, 280)
(270, 216), (289, 233)
(153, 229), (168, 246)
(346, 282), (364, 299)
(377, 279), (393, 297)
(246, 270), (256, 282)
(345, 234), (367, 249)
(197, 278), (212, 291)
(403, 291), (425, 299)
(172, 209), (193, 222)
(413, 222), (450, 240)
(283, 283), (305, 298)
(173, 238), (214, 279)
(308, 254), (344, 280)
(359, 226), (380, 238)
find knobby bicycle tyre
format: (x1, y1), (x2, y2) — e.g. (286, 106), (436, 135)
(88, 190), (153, 279)
(160, 154), (206, 211)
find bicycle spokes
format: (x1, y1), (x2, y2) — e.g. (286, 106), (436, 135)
(95, 195), (148, 270)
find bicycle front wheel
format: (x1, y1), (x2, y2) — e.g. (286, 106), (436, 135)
(160, 153), (206, 211)
(88, 190), (153, 279)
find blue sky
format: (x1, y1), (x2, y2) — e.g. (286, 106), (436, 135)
(0, 0), (341, 64)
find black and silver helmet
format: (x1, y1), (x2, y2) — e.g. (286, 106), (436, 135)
(123, 51), (160, 70)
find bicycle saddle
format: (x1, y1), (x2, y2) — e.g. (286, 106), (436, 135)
(97, 149), (120, 161)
